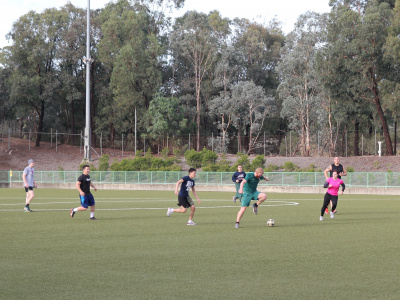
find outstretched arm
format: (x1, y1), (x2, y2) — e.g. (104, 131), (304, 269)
(238, 179), (247, 194)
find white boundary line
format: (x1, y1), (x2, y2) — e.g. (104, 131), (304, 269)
(0, 200), (299, 212)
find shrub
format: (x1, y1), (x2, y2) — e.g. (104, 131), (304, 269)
(79, 159), (97, 171)
(265, 164), (279, 172)
(281, 161), (298, 172)
(230, 152), (251, 171)
(250, 155), (266, 170)
(347, 166), (354, 172)
(184, 149), (203, 168)
(98, 154), (110, 171)
(201, 147), (218, 166)
(161, 147), (169, 160)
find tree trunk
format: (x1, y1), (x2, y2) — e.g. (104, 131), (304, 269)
(35, 100), (45, 147)
(370, 68), (393, 155)
(354, 120), (360, 156)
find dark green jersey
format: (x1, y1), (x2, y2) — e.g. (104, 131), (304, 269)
(243, 173), (264, 193)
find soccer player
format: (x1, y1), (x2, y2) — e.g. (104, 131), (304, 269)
(232, 165), (246, 203)
(320, 170), (345, 221)
(235, 167), (269, 228)
(167, 168), (201, 225)
(70, 165), (98, 220)
(23, 159), (37, 212)
(324, 156), (347, 214)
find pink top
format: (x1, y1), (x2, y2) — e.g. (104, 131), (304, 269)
(326, 177), (344, 196)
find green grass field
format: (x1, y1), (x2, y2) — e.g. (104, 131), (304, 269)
(1, 188), (400, 299)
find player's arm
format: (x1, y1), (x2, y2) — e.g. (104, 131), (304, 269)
(90, 182), (97, 192)
(238, 179), (247, 194)
(22, 172), (28, 188)
(232, 173), (237, 182)
(264, 176), (269, 181)
(192, 186), (201, 204)
(175, 179), (184, 195)
(324, 165), (331, 180)
(76, 181), (85, 196)
(341, 168), (347, 177)
(340, 182), (345, 195)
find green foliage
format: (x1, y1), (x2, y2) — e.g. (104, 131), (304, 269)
(79, 159), (97, 171)
(230, 152), (251, 171)
(161, 147), (170, 160)
(98, 154), (110, 171)
(347, 166), (355, 172)
(184, 149), (203, 168)
(265, 164), (279, 172)
(250, 155), (266, 170)
(202, 153), (231, 172)
(201, 147), (218, 166)
(281, 161), (299, 172)
(373, 161), (381, 170)
(110, 156), (182, 171)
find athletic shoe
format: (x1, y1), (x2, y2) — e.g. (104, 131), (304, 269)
(333, 210), (337, 214)
(187, 221), (196, 225)
(234, 222), (239, 228)
(319, 216), (323, 221)
(330, 211), (335, 219)
(325, 208), (329, 215)
(233, 196), (236, 203)
(167, 208), (173, 217)
(24, 206), (32, 212)
(90, 217), (97, 220)
(252, 203), (258, 215)
(70, 208), (75, 218)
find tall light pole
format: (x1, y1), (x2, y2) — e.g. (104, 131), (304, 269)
(84, 0), (92, 161)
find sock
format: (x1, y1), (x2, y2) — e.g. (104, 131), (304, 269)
(236, 222), (239, 224)
(90, 212), (94, 218)
(73, 208), (78, 212)
(25, 204), (29, 207)
(254, 203), (258, 207)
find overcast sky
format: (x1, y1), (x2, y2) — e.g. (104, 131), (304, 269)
(0, 0), (331, 48)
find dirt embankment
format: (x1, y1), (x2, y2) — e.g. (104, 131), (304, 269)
(1, 137), (399, 172)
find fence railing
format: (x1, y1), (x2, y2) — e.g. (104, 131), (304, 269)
(2, 171), (400, 188)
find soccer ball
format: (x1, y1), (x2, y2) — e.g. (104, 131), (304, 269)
(267, 219), (275, 227)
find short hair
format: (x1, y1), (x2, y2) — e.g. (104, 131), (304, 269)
(82, 165), (90, 170)
(238, 165), (243, 168)
(188, 168), (196, 173)
(332, 169), (338, 174)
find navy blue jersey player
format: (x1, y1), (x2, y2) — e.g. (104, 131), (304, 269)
(232, 165), (246, 203)
(167, 168), (201, 225)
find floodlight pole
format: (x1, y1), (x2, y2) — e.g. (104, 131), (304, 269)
(84, 0), (92, 161)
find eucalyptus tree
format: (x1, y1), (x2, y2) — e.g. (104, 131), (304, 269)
(97, 0), (172, 148)
(232, 19), (284, 90)
(231, 80), (275, 154)
(5, 8), (67, 146)
(381, 0), (400, 152)
(324, 0), (394, 155)
(170, 11), (228, 151)
(277, 12), (324, 156)
(208, 47), (242, 152)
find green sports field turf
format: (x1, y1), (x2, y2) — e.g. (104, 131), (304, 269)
(1, 188), (400, 299)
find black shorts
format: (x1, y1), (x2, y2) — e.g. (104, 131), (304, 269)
(25, 186), (33, 192)
(177, 196), (194, 208)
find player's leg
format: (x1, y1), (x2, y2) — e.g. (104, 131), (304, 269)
(252, 192), (266, 214)
(321, 193), (331, 218)
(233, 182), (241, 203)
(330, 196), (338, 218)
(236, 206), (247, 223)
(70, 195), (88, 217)
(187, 205), (196, 225)
(235, 194), (251, 227)
(24, 188), (34, 212)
